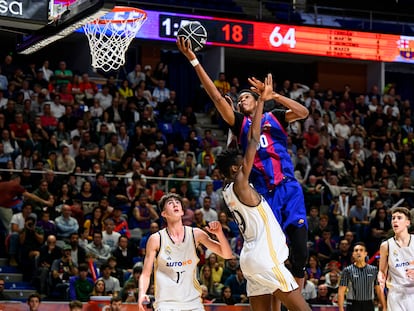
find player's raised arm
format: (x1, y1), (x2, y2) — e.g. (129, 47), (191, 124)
(273, 93), (309, 122)
(176, 37), (235, 126)
(194, 222), (233, 259)
(241, 75), (271, 177)
(249, 76), (309, 122)
(231, 75), (271, 204)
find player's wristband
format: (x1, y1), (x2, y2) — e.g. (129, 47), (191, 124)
(190, 59), (199, 67)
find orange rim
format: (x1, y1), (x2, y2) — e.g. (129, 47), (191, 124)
(93, 6), (147, 24)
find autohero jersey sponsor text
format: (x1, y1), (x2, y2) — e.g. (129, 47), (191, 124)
(395, 261), (411, 268)
(166, 259), (192, 267)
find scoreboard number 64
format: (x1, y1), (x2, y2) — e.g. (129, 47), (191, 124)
(269, 26), (296, 48)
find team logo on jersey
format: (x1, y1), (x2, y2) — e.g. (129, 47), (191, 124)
(262, 121), (272, 132)
(393, 249), (398, 258)
(165, 245), (172, 256)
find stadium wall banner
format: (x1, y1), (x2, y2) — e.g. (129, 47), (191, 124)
(0, 0), (48, 21)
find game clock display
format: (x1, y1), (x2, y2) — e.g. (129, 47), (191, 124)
(159, 14), (254, 46)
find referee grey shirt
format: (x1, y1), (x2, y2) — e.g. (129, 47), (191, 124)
(339, 264), (379, 301)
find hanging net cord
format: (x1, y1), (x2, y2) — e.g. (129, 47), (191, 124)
(83, 11), (146, 72)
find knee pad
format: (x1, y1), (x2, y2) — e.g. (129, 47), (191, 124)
(287, 226), (308, 278)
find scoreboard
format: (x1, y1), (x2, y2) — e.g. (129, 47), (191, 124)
(124, 9), (414, 63)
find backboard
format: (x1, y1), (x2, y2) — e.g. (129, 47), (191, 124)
(48, 0), (105, 26)
(13, 0), (115, 54)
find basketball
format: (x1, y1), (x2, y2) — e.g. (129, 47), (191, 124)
(177, 21), (207, 52)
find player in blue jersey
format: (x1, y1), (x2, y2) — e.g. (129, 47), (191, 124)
(177, 38), (310, 296)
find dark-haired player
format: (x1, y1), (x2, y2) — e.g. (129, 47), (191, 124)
(137, 193), (232, 311)
(177, 38), (309, 294)
(379, 207), (414, 311)
(216, 75), (310, 311)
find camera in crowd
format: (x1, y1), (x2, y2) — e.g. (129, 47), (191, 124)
(25, 213), (37, 229)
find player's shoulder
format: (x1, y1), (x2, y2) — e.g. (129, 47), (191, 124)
(147, 230), (162, 249)
(380, 238), (391, 247)
(191, 226), (204, 244)
(149, 229), (163, 242)
(192, 226), (204, 236)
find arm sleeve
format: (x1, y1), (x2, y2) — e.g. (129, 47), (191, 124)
(230, 111), (245, 137)
(271, 109), (289, 129)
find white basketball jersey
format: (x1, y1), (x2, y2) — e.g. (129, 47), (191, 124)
(386, 235), (414, 291)
(222, 183), (291, 291)
(154, 226), (203, 310)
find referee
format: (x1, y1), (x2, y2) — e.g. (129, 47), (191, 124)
(338, 242), (386, 311)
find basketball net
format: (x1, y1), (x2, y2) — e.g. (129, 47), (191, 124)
(83, 7), (147, 72)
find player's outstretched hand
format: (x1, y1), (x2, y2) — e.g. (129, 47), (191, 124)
(249, 74), (273, 100)
(138, 294), (150, 311)
(262, 74), (273, 99)
(204, 221), (223, 235)
(248, 76), (265, 94)
(406, 267), (414, 280)
(377, 271), (386, 291)
(176, 37), (196, 61)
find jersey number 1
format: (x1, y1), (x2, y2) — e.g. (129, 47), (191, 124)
(176, 271), (185, 284)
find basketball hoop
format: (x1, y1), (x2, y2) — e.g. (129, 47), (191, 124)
(83, 6), (147, 72)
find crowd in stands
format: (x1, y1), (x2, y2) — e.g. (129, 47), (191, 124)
(0, 53), (413, 308)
